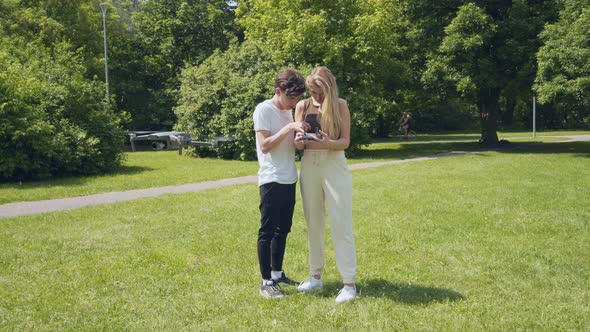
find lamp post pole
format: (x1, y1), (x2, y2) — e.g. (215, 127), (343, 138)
(99, 3), (109, 100)
(533, 95), (537, 138)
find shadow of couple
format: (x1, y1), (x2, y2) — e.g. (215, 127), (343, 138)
(318, 279), (464, 305)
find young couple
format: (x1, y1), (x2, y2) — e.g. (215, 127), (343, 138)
(253, 67), (357, 304)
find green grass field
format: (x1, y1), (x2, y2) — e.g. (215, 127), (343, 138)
(0, 152), (260, 205)
(1, 135), (589, 330)
(1, 131), (587, 204)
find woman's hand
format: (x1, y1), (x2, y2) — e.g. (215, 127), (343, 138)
(305, 129), (327, 142)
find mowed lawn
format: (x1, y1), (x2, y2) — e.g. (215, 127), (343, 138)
(1, 130), (585, 205)
(0, 140), (588, 330)
(0, 153), (261, 205)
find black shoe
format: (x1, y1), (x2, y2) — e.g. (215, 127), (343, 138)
(260, 281), (285, 299)
(272, 272), (299, 286)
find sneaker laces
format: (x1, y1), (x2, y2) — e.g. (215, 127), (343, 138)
(338, 286), (355, 295)
(268, 284), (281, 292)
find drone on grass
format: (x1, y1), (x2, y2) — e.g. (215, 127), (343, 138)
(128, 131), (234, 155)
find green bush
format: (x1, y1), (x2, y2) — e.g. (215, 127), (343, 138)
(176, 41), (285, 160)
(0, 36), (124, 181)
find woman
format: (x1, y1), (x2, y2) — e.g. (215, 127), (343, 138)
(294, 67), (357, 303)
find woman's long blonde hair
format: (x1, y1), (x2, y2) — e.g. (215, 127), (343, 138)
(306, 67), (341, 139)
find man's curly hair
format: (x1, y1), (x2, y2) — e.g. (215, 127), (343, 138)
(274, 68), (306, 96)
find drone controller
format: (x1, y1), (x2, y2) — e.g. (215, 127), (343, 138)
(302, 130), (322, 140)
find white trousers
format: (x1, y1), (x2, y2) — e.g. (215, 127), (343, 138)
(300, 150), (357, 284)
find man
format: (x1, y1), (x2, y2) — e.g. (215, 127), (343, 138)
(398, 112), (410, 139)
(253, 68), (308, 299)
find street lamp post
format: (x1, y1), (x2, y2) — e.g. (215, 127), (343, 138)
(99, 2), (109, 100)
(533, 95), (537, 138)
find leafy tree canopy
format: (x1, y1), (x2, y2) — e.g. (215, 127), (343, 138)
(536, 0), (590, 128)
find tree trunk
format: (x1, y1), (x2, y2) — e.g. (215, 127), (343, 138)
(501, 96), (515, 128)
(478, 88), (500, 147)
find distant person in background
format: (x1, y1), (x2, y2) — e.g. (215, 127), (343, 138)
(398, 112), (412, 140)
(253, 68), (309, 299)
(294, 66), (358, 304)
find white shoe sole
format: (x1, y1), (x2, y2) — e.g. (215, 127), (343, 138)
(297, 285), (323, 292)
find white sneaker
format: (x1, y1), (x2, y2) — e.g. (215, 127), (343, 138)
(297, 277), (323, 292)
(335, 286), (356, 303)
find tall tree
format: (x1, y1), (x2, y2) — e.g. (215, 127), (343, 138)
(399, 0), (479, 132)
(422, 1), (558, 146)
(130, 0), (239, 130)
(424, 3), (500, 145)
(349, 0), (411, 137)
(535, 0), (590, 129)
(236, 0), (407, 138)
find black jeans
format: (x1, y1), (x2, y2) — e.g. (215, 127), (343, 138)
(257, 182), (296, 280)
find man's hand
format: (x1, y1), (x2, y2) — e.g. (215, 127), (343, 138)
(294, 132), (306, 150)
(291, 121), (310, 133)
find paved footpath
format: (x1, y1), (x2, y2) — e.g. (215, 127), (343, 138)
(1, 135), (588, 219)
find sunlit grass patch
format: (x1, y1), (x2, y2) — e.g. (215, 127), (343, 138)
(1, 131), (587, 204)
(1, 141), (588, 330)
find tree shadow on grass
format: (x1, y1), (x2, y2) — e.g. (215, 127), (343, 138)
(360, 279), (465, 305)
(2, 165), (154, 189)
(353, 141), (481, 161)
(354, 139), (590, 162)
(111, 165), (155, 175)
(499, 141), (590, 158)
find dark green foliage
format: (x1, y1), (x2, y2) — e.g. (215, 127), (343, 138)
(0, 6), (124, 181)
(535, 0), (590, 129)
(175, 41), (283, 160)
(126, 0), (239, 130)
(1, 0), (588, 172)
(175, 35), (371, 160)
(421, 1), (560, 144)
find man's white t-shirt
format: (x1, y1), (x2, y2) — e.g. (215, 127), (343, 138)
(253, 99), (297, 186)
